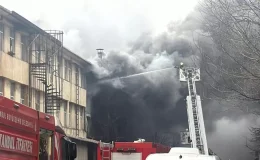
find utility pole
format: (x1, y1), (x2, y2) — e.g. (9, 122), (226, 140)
(178, 63), (209, 155)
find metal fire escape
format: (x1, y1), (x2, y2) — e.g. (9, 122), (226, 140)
(179, 64), (209, 155)
(29, 30), (63, 115)
(75, 66), (80, 136)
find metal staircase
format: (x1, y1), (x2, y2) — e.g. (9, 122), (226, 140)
(29, 31), (63, 115)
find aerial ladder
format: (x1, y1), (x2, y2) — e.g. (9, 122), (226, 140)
(179, 63), (209, 155)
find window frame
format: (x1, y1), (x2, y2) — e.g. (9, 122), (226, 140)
(75, 67), (79, 85)
(81, 73), (86, 89)
(10, 82), (15, 100)
(21, 35), (28, 62)
(9, 28), (15, 53)
(0, 23), (4, 52)
(35, 38), (41, 63)
(64, 60), (72, 82)
(69, 104), (72, 127)
(64, 60), (69, 81)
(20, 85), (26, 104)
(80, 107), (85, 130)
(64, 103), (67, 127)
(35, 90), (40, 111)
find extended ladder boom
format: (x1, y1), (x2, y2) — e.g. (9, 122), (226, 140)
(179, 65), (209, 155)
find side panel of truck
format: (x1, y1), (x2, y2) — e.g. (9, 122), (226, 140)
(112, 152), (142, 160)
(97, 142), (171, 160)
(0, 97), (39, 160)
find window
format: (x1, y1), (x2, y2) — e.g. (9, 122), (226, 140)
(49, 57), (52, 73)
(64, 60), (68, 80)
(59, 58), (63, 78)
(35, 90), (40, 111)
(69, 104), (72, 127)
(10, 82), (15, 100)
(0, 78), (3, 96)
(75, 67), (79, 85)
(20, 85), (26, 104)
(21, 36), (28, 62)
(64, 103), (67, 127)
(86, 115), (91, 134)
(35, 41), (41, 63)
(80, 107), (85, 129)
(69, 63), (72, 82)
(49, 56), (56, 74)
(81, 73), (86, 89)
(10, 28), (15, 53)
(0, 23), (3, 52)
(64, 60), (72, 82)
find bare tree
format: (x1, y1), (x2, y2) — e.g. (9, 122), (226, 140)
(198, 0), (260, 101)
(198, 0), (260, 152)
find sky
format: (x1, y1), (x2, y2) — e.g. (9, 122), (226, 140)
(1, 0), (198, 58)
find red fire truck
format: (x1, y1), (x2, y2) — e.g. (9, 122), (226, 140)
(0, 96), (77, 160)
(97, 139), (171, 160)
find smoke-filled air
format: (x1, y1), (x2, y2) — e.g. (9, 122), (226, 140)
(6, 0), (258, 159)
(85, 1), (260, 159)
(87, 29), (199, 144)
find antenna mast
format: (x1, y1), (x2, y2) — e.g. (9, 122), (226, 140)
(179, 63), (209, 155)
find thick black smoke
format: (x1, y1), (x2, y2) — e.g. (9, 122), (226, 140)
(86, 27), (200, 145)
(85, 9), (257, 160)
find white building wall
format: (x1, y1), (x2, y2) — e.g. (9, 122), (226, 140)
(0, 19), (88, 139)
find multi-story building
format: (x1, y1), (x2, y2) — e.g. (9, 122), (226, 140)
(0, 5), (97, 159)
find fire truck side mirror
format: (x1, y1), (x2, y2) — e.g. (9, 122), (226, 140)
(69, 142), (77, 159)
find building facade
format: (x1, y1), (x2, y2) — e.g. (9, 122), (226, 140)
(0, 5), (95, 159)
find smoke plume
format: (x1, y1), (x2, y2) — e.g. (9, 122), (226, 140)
(86, 12), (201, 144)
(86, 8), (255, 160)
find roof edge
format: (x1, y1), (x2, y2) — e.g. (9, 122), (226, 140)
(69, 135), (99, 144)
(0, 5), (12, 14)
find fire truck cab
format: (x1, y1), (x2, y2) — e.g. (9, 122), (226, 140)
(0, 96), (77, 160)
(98, 139), (171, 160)
(146, 148), (221, 160)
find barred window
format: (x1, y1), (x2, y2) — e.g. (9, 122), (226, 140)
(64, 103), (67, 127)
(80, 107), (85, 129)
(10, 28), (15, 53)
(20, 85), (27, 105)
(0, 23), (3, 52)
(21, 36), (28, 62)
(35, 90), (40, 111)
(10, 82), (15, 100)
